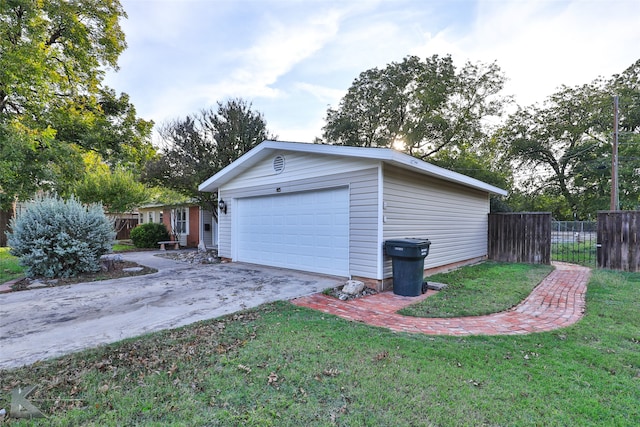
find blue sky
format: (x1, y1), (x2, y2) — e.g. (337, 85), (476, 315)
(104, 0), (640, 144)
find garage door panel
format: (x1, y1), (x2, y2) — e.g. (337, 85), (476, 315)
(236, 187), (349, 276)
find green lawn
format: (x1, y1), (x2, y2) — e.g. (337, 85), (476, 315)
(1, 264), (639, 426)
(0, 247), (22, 283)
(400, 261), (553, 317)
(111, 243), (138, 252)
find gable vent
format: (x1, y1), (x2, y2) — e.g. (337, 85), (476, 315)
(273, 155), (285, 174)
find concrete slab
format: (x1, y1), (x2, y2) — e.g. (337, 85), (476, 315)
(0, 251), (345, 370)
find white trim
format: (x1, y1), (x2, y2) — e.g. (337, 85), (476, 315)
(199, 140), (508, 196)
(170, 207), (189, 236)
(231, 197), (238, 261)
(376, 162), (385, 280)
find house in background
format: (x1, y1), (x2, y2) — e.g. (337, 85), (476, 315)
(199, 140), (507, 290)
(4, 200), (139, 243)
(138, 203), (217, 248)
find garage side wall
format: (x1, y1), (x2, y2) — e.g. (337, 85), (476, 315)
(383, 167), (490, 277)
(217, 153), (380, 279)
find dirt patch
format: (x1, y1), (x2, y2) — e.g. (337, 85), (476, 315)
(9, 260), (156, 292)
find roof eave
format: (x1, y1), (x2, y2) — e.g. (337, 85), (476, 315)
(198, 140), (508, 197)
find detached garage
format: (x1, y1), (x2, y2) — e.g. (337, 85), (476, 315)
(236, 187), (350, 276)
(199, 141), (507, 290)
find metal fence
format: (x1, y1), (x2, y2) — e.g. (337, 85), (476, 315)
(551, 220), (597, 267)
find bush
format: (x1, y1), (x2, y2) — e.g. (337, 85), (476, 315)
(130, 222), (170, 248)
(6, 196), (116, 278)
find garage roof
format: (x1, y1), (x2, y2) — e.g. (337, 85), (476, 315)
(198, 140), (508, 196)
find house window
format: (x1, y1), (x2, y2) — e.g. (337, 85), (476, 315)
(174, 208), (187, 234)
(159, 211), (164, 224)
(147, 211), (154, 223)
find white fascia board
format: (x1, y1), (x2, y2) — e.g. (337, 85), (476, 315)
(198, 140), (508, 196)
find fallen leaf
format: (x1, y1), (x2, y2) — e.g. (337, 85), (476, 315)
(323, 368), (340, 377)
(268, 372), (278, 385)
(373, 351), (388, 361)
(237, 364), (252, 373)
(167, 364), (178, 376)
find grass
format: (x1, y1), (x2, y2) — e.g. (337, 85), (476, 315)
(399, 261), (554, 317)
(112, 243), (136, 252)
(0, 247), (22, 283)
(1, 263), (639, 425)
(552, 241), (597, 267)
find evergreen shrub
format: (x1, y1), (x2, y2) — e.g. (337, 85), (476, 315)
(7, 196), (116, 278)
(130, 222), (170, 248)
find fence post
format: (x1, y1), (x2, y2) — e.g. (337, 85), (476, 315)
(488, 212), (551, 264)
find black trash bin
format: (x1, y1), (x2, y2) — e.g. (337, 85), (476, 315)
(384, 238), (431, 296)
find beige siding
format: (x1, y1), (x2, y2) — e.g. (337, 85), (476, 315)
(383, 166), (489, 277)
(218, 166), (379, 278)
(223, 151), (376, 191)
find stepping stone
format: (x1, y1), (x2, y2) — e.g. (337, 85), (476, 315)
(425, 282), (448, 291)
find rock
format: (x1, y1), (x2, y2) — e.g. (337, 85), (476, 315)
(328, 285), (377, 301)
(156, 249), (220, 265)
(426, 282), (448, 291)
(342, 280), (365, 295)
(123, 267), (144, 273)
(100, 254), (123, 272)
(27, 280), (49, 289)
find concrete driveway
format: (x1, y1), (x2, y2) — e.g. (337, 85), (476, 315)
(0, 251), (345, 370)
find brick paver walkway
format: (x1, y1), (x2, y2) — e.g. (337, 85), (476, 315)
(292, 262), (591, 336)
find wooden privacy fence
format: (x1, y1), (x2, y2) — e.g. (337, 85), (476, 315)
(114, 218), (139, 240)
(488, 212), (551, 264)
(597, 211), (640, 272)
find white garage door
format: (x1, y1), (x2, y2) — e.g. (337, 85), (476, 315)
(236, 187), (349, 276)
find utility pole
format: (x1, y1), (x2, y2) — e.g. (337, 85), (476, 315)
(610, 96), (619, 211)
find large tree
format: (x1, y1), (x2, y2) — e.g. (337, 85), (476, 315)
(498, 59), (640, 218)
(74, 153), (149, 212)
(143, 98), (275, 214)
(0, 0), (153, 209)
(322, 55), (509, 158)
(73, 153), (150, 235)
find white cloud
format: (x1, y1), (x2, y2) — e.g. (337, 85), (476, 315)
(409, 0), (640, 107)
(197, 8), (345, 106)
(295, 82), (345, 105)
(465, 0), (640, 105)
(105, 0), (640, 143)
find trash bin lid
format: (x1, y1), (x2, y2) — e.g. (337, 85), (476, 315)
(384, 238), (431, 247)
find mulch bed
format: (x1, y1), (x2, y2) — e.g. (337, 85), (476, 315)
(8, 261), (156, 292)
